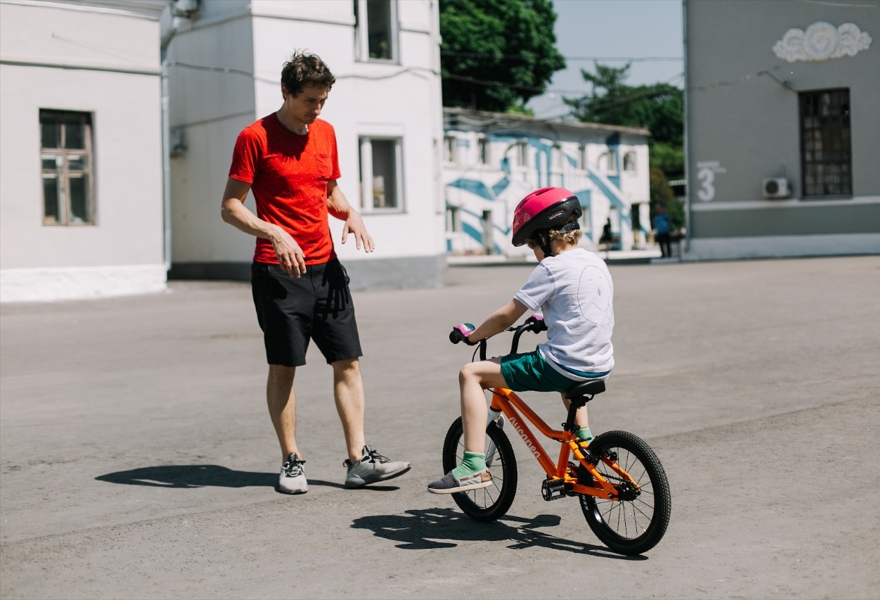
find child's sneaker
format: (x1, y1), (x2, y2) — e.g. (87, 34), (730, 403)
(427, 469), (492, 494)
(343, 445), (411, 488)
(278, 453), (308, 494)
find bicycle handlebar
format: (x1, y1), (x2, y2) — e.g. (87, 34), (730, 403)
(449, 323), (475, 345)
(449, 314), (546, 358)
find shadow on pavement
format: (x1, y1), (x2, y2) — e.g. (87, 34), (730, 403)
(95, 464), (344, 490)
(352, 507), (644, 559)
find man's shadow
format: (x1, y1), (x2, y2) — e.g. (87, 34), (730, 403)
(352, 507), (645, 559)
(95, 465), (347, 490)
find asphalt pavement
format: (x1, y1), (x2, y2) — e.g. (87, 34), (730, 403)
(1, 255), (879, 599)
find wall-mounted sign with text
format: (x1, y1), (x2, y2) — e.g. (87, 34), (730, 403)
(695, 161), (727, 202)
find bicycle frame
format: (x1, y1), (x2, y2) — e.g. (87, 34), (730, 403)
(471, 321), (639, 501)
(488, 387), (637, 499)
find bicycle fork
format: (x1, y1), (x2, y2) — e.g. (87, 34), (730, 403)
(484, 408), (504, 468)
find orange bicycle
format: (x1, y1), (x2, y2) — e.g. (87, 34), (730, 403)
(445, 316), (672, 555)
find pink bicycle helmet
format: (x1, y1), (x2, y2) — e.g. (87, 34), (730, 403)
(511, 187), (582, 247)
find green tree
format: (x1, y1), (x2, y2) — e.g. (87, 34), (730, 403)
(565, 62), (684, 228)
(440, 0), (565, 112)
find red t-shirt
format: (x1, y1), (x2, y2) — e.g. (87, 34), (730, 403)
(228, 114), (341, 265)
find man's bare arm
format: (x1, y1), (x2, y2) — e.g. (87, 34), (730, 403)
(327, 180), (375, 253)
(220, 177), (306, 277)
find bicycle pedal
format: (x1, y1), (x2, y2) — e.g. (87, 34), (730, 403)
(541, 478), (567, 501)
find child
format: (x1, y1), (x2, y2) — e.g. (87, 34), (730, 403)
(428, 187), (614, 494)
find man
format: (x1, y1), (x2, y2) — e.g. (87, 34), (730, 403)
(653, 204), (673, 258)
(220, 51), (410, 494)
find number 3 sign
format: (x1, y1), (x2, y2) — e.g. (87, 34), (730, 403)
(695, 161), (726, 201)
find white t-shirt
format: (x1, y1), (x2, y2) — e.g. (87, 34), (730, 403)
(514, 248), (614, 380)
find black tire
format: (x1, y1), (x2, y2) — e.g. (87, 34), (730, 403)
(578, 430), (671, 555)
(441, 417), (517, 522)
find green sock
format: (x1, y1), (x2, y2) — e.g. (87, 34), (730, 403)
(451, 451), (486, 479)
(576, 427), (594, 443)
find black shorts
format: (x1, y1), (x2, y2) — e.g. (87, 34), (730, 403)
(251, 259), (362, 367)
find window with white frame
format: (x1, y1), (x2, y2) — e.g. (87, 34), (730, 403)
(443, 135), (457, 163)
(623, 150), (637, 173)
(516, 141), (529, 168)
(40, 110), (95, 226)
(577, 144), (587, 171)
(359, 136), (403, 211)
(354, 0), (397, 61)
(598, 148), (618, 175)
(551, 144), (563, 171)
(607, 148), (618, 174)
(478, 137), (491, 166)
(548, 144), (565, 185)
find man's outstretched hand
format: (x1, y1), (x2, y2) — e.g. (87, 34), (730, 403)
(342, 210), (375, 253)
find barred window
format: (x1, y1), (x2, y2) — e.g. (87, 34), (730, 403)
(40, 110), (95, 225)
(800, 89), (852, 197)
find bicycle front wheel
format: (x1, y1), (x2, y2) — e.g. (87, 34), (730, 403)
(442, 417), (517, 522)
(578, 430), (671, 555)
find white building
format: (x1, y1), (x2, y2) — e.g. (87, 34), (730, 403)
(164, 0), (447, 289)
(442, 108), (650, 258)
(0, 0), (167, 302)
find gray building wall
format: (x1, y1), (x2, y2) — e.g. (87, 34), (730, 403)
(684, 0), (880, 259)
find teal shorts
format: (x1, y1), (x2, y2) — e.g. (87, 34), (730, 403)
(500, 350), (580, 393)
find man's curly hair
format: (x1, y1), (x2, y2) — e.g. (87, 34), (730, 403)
(281, 50), (336, 97)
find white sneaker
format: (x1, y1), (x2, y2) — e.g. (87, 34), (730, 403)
(278, 453), (308, 494)
(343, 445), (411, 488)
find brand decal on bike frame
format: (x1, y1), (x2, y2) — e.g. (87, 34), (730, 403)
(508, 415), (541, 458)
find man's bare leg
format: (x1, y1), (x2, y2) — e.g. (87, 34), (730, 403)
(331, 358), (366, 463)
(267, 364), (299, 461)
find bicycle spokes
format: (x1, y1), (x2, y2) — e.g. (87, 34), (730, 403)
(578, 431), (671, 555)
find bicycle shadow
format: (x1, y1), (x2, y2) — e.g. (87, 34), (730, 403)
(95, 464), (347, 490)
(351, 507), (644, 559)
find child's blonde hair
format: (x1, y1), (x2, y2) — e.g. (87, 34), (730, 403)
(527, 214), (582, 248)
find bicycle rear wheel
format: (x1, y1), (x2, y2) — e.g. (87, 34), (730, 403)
(442, 417), (517, 522)
(578, 430), (671, 555)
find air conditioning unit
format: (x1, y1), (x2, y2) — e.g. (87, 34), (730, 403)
(763, 177), (791, 199)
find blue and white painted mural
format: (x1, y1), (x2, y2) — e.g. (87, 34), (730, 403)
(442, 109), (651, 258)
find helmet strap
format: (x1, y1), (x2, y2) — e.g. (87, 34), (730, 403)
(556, 220), (581, 235)
(540, 221), (580, 257)
(531, 230), (555, 257)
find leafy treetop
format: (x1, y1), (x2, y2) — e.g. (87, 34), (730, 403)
(440, 0), (565, 113)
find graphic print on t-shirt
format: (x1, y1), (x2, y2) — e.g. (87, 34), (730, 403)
(576, 265), (613, 327)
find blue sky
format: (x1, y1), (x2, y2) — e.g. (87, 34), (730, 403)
(526, 0), (684, 120)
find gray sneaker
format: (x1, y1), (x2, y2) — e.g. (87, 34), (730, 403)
(278, 453), (308, 494)
(427, 469), (492, 494)
(343, 445), (411, 488)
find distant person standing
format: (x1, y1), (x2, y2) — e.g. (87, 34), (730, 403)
(599, 218), (613, 247)
(220, 50), (410, 494)
(653, 204), (673, 258)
